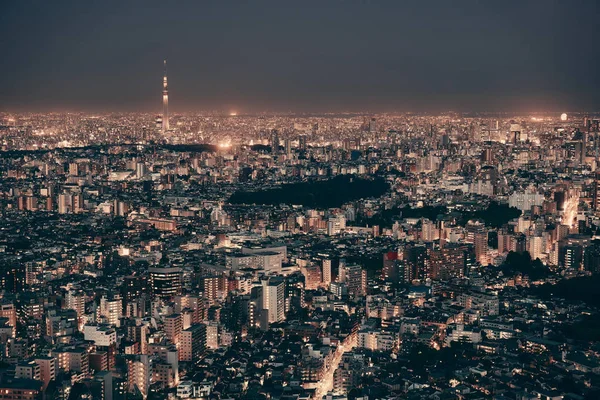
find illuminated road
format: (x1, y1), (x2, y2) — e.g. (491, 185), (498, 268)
(313, 333), (357, 399)
(562, 191), (579, 228)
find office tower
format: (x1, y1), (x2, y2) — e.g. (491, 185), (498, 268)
(45, 196), (53, 211)
(122, 275), (144, 306)
(113, 200), (129, 217)
(261, 276), (285, 323)
(67, 162), (79, 176)
(514, 234), (527, 254)
(162, 60), (169, 133)
(25, 261), (43, 286)
(149, 264), (182, 299)
(568, 140), (586, 165)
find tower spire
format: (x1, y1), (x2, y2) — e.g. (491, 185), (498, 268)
(162, 59), (169, 134)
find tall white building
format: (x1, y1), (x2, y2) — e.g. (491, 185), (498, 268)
(527, 235), (544, 260)
(83, 324), (117, 346)
(99, 295), (122, 327)
(509, 192), (544, 212)
(358, 330), (396, 351)
(327, 215), (346, 236)
(261, 277), (285, 323)
(322, 259), (332, 286)
(58, 193), (72, 214)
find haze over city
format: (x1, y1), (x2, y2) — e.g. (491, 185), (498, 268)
(1, 0), (600, 113)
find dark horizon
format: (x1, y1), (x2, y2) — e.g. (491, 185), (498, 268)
(1, 0), (599, 114)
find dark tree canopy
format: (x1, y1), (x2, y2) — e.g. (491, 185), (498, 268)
(228, 175), (389, 208)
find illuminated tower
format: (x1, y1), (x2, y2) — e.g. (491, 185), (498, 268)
(162, 60), (169, 133)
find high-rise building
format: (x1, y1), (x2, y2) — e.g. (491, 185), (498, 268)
(322, 259), (332, 286)
(341, 264), (367, 297)
(261, 277), (285, 324)
(369, 117), (377, 133)
(179, 324), (206, 362)
(270, 129), (279, 153)
(34, 356), (56, 390)
(127, 355), (150, 398)
(162, 60), (169, 133)
(299, 135), (307, 151)
(327, 215), (346, 235)
(404, 245), (430, 281)
(474, 232), (489, 265)
(593, 172), (600, 211)
(99, 295), (122, 327)
(205, 321), (219, 349)
(202, 275), (226, 305)
(149, 264), (182, 299)
(0, 302), (17, 337)
(302, 264), (322, 290)
(284, 138), (292, 156)
(58, 193), (72, 214)
(164, 314), (182, 345)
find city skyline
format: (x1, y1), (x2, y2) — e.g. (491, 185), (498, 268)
(1, 1), (600, 114)
(3, 2), (600, 400)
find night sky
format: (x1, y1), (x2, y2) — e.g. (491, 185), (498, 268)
(1, 0), (599, 113)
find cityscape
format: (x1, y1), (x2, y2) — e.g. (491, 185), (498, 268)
(1, 1), (600, 400)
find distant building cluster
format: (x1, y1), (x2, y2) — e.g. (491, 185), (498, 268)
(0, 111), (599, 399)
